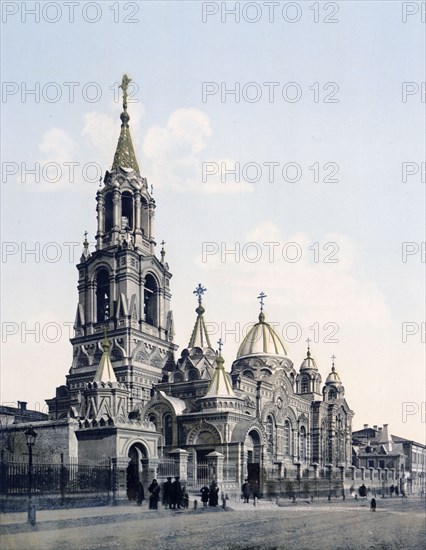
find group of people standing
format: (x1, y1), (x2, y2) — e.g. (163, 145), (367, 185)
(133, 476), (190, 510)
(200, 480), (220, 507)
(130, 477), (221, 509)
(241, 479), (260, 505)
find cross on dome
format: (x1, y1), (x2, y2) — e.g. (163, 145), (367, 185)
(257, 291), (267, 311)
(217, 338), (223, 354)
(193, 283), (207, 304)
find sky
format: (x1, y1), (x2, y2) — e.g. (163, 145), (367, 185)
(1, 1), (425, 444)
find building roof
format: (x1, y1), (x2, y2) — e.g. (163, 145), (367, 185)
(203, 355), (235, 398)
(237, 311), (287, 359)
(188, 304), (212, 349)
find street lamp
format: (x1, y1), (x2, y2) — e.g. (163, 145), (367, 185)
(25, 427), (37, 525)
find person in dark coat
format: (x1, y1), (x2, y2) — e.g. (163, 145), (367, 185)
(181, 486), (189, 508)
(209, 480), (219, 507)
(242, 479), (250, 503)
(148, 479), (161, 509)
(200, 485), (210, 507)
(252, 481), (259, 506)
(390, 484), (395, 497)
(395, 485), (399, 497)
(136, 480), (145, 506)
(370, 497), (377, 512)
(171, 476), (183, 509)
(163, 477), (173, 508)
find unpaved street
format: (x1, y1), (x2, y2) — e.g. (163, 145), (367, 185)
(1, 498), (425, 550)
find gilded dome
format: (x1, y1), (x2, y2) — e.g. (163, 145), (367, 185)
(237, 312), (287, 359)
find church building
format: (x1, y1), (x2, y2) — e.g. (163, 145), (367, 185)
(2, 76), (355, 496)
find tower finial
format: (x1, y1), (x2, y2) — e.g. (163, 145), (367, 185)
(160, 240), (166, 263)
(217, 337), (223, 354)
(331, 354), (336, 371)
(306, 337), (311, 357)
(257, 291), (267, 322)
(112, 74), (140, 173)
(257, 291), (267, 311)
(193, 283), (207, 305)
(81, 230), (90, 260)
(120, 74), (131, 112)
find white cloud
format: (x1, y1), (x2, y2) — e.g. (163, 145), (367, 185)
(143, 108), (253, 194)
(196, 221), (391, 331)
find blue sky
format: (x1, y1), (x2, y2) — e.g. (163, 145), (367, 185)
(1, 1), (425, 442)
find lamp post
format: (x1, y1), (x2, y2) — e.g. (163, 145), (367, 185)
(25, 427), (37, 525)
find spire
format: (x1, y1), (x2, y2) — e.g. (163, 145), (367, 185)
(111, 74), (140, 173)
(93, 331), (117, 383)
(188, 284), (212, 348)
(204, 354), (235, 397)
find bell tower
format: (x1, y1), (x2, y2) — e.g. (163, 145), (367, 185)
(48, 75), (177, 419)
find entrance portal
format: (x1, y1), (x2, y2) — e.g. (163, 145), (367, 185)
(246, 430), (262, 487)
(127, 443), (148, 501)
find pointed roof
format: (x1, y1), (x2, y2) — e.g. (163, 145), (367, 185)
(188, 283), (212, 348)
(204, 355), (235, 398)
(111, 74), (140, 173)
(93, 336), (117, 383)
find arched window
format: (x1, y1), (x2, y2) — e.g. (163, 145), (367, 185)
(301, 377), (309, 394)
(144, 274), (158, 326)
(141, 197), (149, 237)
(104, 193), (113, 232)
(121, 191), (133, 230)
(300, 426), (307, 461)
(266, 415), (274, 454)
(284, 420), (291, 456)
(328, 389), (336, 400)
(164, 414), (173, 446)
(96, 269), (110, 322)
(149, 414), (157, 430)
(321, 420), (329, 464)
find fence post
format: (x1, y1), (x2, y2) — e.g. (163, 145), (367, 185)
(110, 458), (118, 506)
(60, 453), (66, 505)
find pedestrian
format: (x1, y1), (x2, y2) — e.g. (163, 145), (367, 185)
(390, 484), (395, 497)
(209, 480), (219, 507)
(136, 480), (145, 506)
(171, 476), (183, 509)
(370, 497), (376, 512)
(242, 479), (250, 503)
(200, 484), (210, 507)
(163, 476), (173, 508)
(359, 483), (367, 498)
(395, 485), (399, 497)
(181, 486), (189, 508)
(252, 481), (259, 507)
(148, 479), (161, 510)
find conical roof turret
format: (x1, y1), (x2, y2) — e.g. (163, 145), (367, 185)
(188, 283), (212, 349)
(93, 333), (117, 383)
(111, 74), (140, 173)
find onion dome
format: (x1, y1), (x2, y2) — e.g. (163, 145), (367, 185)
(300, 342), (318, 371)
(325, 355), (342, 385)
(325, 365), (342, 385)
(237, 310), (287, 359)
